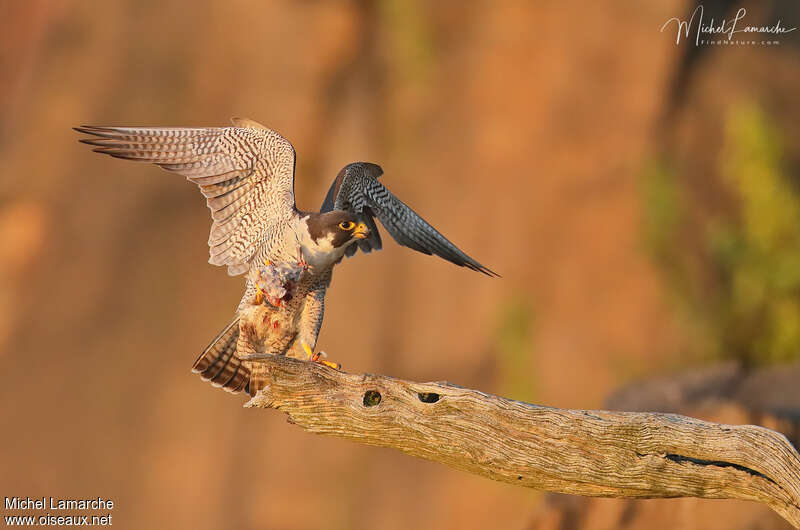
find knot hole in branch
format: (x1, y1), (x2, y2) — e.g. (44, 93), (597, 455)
(418, 392), (440, 403)
(363, 390), (382, 407)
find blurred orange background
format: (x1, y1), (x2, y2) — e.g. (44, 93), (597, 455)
(1, 1), (799, 529)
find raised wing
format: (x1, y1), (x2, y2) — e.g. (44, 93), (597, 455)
(321, 162), (498, 277)
(75, 118), (296, 276)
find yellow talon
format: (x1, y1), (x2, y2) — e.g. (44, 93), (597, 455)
(254, 288), (264, 305)
(303, 342), (341, 370)
(317, 359), (341, 370)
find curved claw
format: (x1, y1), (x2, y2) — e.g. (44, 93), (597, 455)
(302, 342), (341, 370)
(317, 359), (340, 369)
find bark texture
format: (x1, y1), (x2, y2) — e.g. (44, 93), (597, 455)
(243, 354), (800, 527)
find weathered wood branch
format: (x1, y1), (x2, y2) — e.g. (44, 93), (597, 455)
(243, 355), (800, 527)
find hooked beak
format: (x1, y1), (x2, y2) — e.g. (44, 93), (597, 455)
(352, 222), (369, 239)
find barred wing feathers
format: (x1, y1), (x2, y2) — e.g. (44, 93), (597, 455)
(75, 118), (296, 276)
(322, 162), (498, 277)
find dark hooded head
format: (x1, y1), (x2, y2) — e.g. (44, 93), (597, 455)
(298, 210), (370, 270)
(306, 211), (369, 248)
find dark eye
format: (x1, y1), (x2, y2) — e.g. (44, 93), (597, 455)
(338, 221), (355, 230)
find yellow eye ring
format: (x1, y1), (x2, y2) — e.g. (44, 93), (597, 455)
(338, 221), (355, 230)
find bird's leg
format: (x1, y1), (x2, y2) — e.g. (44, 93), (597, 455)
(251, 259), (272, 305)
(301, 341), (340, 370)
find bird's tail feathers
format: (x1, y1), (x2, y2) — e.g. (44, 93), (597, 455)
(192, 317), (250, 394)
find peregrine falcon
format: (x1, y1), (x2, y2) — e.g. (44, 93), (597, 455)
(75, 118), (496, 395)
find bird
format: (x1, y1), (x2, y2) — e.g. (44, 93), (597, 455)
(75, 117), (496, 395)
(198, 260), (345, 395)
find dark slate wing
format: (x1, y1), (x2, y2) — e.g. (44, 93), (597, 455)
(321, 162), (498, 277)
(322, 167), (383, 256)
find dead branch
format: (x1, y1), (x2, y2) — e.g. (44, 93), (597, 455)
(242, 355), (800, 527)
